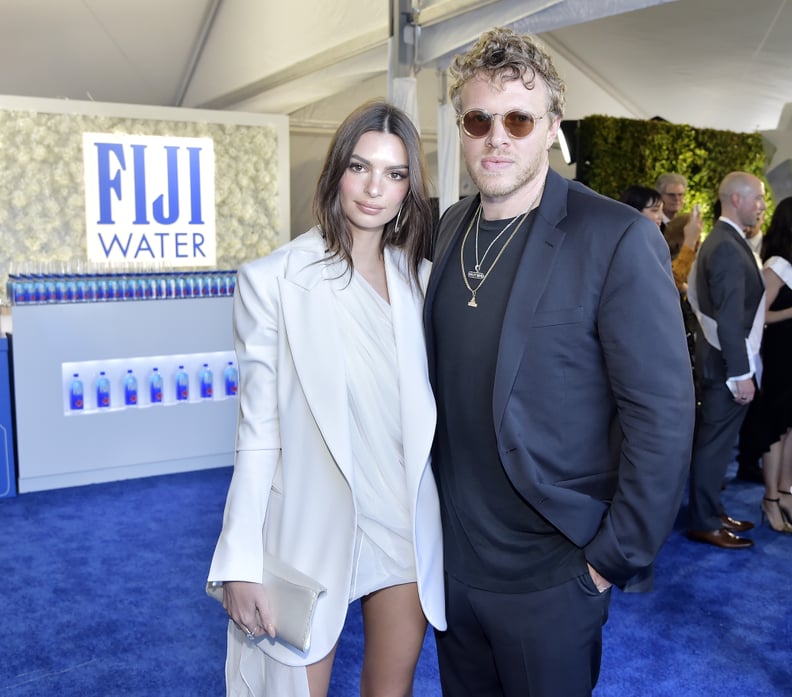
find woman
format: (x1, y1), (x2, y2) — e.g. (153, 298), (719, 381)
(619, 186), (703, 292)
(748, 197), (792, 532)
(662, 208), (703, 293)
(208, 100), (445, 696)
(619, 185), (664, 227)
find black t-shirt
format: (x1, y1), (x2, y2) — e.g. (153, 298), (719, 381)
(431, 209), (585, 592)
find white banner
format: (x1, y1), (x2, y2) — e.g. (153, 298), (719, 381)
(83, 133), (216, 267)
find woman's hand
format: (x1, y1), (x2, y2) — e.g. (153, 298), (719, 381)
(222, 581), (276, 640)
(683, 206), (703, 250)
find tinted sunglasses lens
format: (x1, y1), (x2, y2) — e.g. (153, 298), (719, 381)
(503, 111), (536, 137)
(462, 110), (493, 137)
(461, 110), (537, 138)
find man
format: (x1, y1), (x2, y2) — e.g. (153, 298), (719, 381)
(686, 172), (767, 548)
(656, 172), (688, 230)
(423, 28), (695, 697)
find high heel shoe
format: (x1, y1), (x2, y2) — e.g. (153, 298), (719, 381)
(761, 497), (792, 533)
(777, 489), (792, 524)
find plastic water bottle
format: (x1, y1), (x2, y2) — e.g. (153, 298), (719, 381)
(149, 367), (164, 404)
(11, 278), (25, 304)
(199, 363), (213, 399)
(175, 365), (189, 401)
(34, 278), (46, 303)
(69, 373), (84, 410)
(123, 369), (138, 406)
(223, 362), (238, 397)
(96, 371), (111, 408)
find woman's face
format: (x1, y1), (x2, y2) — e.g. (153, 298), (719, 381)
(339, 131), (410, 239)
(642, 199), (664, 227)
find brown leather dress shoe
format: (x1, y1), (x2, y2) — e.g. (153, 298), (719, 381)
(720, 514), (755, 532)
(687, 528), (754, 548)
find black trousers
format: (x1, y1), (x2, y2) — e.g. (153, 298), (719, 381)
(689, 380), (749, 530)
(435, 572), (611, 697)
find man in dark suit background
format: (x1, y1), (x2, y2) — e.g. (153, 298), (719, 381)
(423, 27), (695, 697)
(686, 171), (767, 549)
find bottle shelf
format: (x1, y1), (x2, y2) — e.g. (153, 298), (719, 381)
(6, 270), (236, 305)
(63, 351), (237, 415)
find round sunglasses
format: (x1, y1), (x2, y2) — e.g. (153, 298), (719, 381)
(457, 109), (546, 139)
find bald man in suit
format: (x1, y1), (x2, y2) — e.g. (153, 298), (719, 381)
(686, 171), (767, 549)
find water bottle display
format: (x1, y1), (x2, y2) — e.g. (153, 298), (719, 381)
(224, 361), (239, 396)
(149, 367), (164, 404)
(69, 373), (84, 410)
(199, 363), (213, 398)
(96, 371), (111, 408)
(123, 369), (138, 406)
(62, 350), (235, 415)
(6, 266), (237, 305)
(175, 365), (189, 401)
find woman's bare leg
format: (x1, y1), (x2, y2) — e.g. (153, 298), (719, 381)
(763, 437), (783, 500)
(359, 583), (428, 697)
(306, 643), (337, 697)
(777, 431), (792, 520)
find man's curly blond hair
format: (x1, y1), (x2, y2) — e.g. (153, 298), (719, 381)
(448, 27), (566, 119)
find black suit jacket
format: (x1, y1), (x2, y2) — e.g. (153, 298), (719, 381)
(692, 219), (764, 384)
(424, 169), (696, 586)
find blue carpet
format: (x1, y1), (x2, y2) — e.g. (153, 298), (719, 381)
(0, 465), (789, 696)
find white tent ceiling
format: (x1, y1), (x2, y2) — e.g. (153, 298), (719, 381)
(2, 0), (790, 130)
(2, 0), (792, 199)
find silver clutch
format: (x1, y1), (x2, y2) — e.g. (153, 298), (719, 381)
(207, 553), (327, 652)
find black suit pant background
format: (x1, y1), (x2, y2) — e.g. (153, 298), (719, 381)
(434, 572), (611, 697)
(689, 380), (749, 530)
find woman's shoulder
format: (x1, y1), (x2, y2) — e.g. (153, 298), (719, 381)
(385, 246), (432, 293)
(418, 257), (432, 291)
(765, 256), (792, 287)
(240, 228), (325, 277)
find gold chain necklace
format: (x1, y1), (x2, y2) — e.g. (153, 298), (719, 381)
(470, 210), (523, 279)
(459, 187), (544, 308)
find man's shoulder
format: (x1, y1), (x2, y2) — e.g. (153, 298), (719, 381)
(549, 176), (652, 244)
(564, 178), (637, 221)
(438, 195), (478, 230)
(699, 221), (739, 254)
(703, 220), (732, 238)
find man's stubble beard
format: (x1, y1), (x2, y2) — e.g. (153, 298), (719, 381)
(466, 152), (546, 202)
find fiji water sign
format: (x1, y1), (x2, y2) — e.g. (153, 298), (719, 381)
(83, 133), (216, 267)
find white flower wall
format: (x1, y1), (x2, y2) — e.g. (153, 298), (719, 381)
(0, 108), (283, 300)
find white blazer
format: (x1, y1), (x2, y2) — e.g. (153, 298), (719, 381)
(208, 229), (445, 666)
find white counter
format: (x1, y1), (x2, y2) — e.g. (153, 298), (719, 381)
(12, 297), (237, 492)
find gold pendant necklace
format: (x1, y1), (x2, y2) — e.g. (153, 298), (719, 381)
(459, 186), (544, 308)
(468, 211), (522, 280)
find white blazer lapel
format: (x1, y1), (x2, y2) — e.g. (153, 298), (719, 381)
(278, 266), (352, 482)
(384, 249), (436, 496)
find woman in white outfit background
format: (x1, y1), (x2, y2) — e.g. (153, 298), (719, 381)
(207, 100), (446, 697)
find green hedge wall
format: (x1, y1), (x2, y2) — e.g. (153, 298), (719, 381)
(575, 115), (773, 227)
